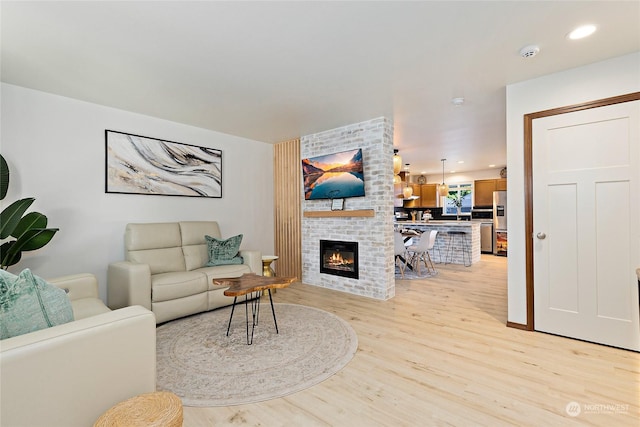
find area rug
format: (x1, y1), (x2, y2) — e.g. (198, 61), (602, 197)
(395, 264), (437, 279)
(156, 303), (358, 406)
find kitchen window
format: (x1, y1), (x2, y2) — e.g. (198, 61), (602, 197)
(443, 183), (472, 216)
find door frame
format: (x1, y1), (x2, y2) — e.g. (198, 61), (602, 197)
(517, 91), (640, 331)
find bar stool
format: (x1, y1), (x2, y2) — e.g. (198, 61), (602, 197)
(446, 230), (471, 267)
(432, 231), (445, 264)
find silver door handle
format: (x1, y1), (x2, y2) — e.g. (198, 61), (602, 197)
(536, 232), (546, 240)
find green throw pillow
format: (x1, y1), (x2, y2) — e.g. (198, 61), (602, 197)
(0, 268), (74, 339)
(205, 234), (244, 266)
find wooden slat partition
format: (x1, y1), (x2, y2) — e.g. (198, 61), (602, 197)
(273, 138), (302, 280)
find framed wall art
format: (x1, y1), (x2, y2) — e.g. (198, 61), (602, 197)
(105, 130), (222, 198)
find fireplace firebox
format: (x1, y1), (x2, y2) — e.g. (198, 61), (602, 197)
(320, 240), (359, 279)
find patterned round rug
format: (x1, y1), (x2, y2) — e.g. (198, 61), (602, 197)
(395, 264), (437, 279)
(156, 303), (358, 406)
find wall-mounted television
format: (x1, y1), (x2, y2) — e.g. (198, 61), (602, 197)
(302, 148), (365, 200)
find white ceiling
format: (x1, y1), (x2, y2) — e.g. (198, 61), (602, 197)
(2, 1), (639, 175)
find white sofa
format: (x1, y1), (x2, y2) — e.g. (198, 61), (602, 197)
(0, 273), (156, 427)
(107, 221), (262, 324)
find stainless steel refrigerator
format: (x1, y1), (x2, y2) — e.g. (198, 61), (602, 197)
(493, 191), (507, 256)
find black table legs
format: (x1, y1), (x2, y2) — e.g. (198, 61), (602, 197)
(225, 290), (279, 345)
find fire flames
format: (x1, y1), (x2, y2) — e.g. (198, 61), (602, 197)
(326, 251), (353, 267)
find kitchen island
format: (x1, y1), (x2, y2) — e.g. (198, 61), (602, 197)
(395, 220), (481, 265)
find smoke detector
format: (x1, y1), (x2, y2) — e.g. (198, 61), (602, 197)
(519, 45), (540, 58)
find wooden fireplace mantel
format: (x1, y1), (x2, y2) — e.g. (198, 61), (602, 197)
(303, 209), (375, 218)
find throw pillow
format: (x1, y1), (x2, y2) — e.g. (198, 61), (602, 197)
(0, 268), (74, 339)
(205, 234), (244, 266)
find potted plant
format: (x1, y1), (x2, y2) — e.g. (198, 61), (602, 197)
(0, 154), (59, 270)
(447, 190), (471, 220)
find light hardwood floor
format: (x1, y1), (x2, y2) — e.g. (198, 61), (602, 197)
(183, 255), (639, 426)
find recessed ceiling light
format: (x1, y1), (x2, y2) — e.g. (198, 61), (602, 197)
(457, 160), (464, 164)
(489, 164), (496, 168)
(568, 25), (596, 40)
(450, 170), (456, 173)
(452, 97), (465, 106)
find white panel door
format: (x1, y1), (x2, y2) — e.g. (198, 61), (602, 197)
(533, 100), (640, 351)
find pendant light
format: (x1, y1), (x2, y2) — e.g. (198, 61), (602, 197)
(438, 158), (449, 196)
(402, 163), (413, 198)
(393, 149), (402, 184)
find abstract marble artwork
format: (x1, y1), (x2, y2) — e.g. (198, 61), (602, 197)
(105, 130), (222, 197)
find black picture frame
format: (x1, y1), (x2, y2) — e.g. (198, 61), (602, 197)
(105, 130), (222, 198)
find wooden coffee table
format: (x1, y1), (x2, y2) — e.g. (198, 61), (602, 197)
(215, 273), (296, 345)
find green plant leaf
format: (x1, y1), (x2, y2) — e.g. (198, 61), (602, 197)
(0, 241), (22, 269)
(12, 212), (48, 239)
(0, 154), (8, 200)
(0, 198), (35, 239)
(11, 228), (59, 252)
(0, 155), (59, 268)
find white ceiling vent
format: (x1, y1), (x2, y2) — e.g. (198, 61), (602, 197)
(519, 45), (540, 58)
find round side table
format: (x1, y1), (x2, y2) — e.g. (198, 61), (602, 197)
(262, 255), (279, 296)
(93, 391), (183, 427)
(262, 255), (278, 277)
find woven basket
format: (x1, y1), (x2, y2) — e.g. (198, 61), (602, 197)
(94, 391), (183, 427)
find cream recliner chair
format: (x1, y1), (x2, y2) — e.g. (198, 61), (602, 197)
(0, 273), (156, 427)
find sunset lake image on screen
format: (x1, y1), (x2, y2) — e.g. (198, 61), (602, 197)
(302, 148), (365, 200)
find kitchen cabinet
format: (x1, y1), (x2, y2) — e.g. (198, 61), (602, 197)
(419, 184), (438, 207)
(496, 178), (507, 191)
(474, 178), (507, 206)
(411, 184), (421, 198)
(474, 179), (497, 206)
(404, 184), (438, 208)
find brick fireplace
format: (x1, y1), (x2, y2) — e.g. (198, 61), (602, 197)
(320, 240), (359, 279)
(301, 117), (395, 300)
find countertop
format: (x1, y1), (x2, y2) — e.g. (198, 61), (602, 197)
(395, 220), (479, 227)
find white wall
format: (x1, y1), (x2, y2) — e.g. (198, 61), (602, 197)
(0, 83), (274, 300)
(506, 52), (640, 324)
